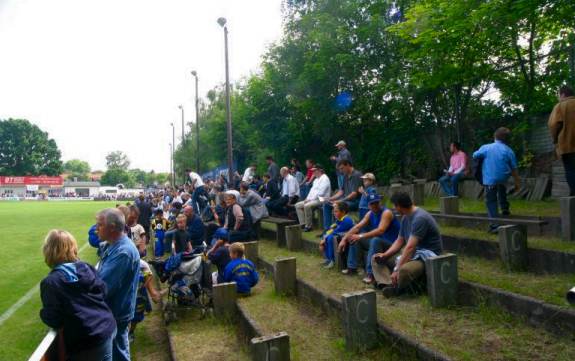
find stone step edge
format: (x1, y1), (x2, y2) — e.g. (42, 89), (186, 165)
(151, 273), (177, 361)
(442, 235), (575, 274)
(258, 227), (575, 337)
(458, 280), (575, 336)
(263, 223), (575, 275)
(257, 257), (451, 361)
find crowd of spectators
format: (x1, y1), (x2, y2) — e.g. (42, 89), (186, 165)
(35, 99), (575, 360)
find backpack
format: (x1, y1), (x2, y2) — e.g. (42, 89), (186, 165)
(472, 157), (484, 185)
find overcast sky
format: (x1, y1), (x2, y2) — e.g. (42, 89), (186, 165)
(0, 0), (284, 173)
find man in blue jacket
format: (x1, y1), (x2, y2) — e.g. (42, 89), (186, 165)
(473, 127), (521, 233)
(96, 208), (140, 361)
(183, 205), (206, 249)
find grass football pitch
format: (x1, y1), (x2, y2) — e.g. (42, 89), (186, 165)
(0, 200), (116, 361)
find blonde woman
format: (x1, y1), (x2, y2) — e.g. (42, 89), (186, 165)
(40, 230), (116, 361)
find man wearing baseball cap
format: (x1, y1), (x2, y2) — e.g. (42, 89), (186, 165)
(329, 140), (352, 189)
(338, 193), (400, 284)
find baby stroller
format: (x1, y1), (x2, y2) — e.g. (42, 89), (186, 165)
(152, 251), (212, 323)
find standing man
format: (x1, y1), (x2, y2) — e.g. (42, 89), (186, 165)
(472, 127), (521, 233)
(96, 208), (140, 361)
(322, 160), (361, 231)
(549, 86), (575, 196)
(187, 169), (208, 214)
(135, 193), (152, 236)
(330, 140), (352, 190)
(242, 164), (257, 183)
(438, 142), (467, 197)
(266, 156), (280, 182)
(295, 165), (331, 231)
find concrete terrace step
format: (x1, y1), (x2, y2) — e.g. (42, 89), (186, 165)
(256, 240), (575, 361)
(237, 273), (399, 361)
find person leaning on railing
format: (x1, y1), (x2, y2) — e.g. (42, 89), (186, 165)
(40, 229), (117, 361)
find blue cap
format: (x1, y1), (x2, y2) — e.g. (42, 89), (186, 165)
(88, 224), (103, 248)
(367, 194), (381, 204)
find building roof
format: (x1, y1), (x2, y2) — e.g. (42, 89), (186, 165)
(63, 181), (101, 187)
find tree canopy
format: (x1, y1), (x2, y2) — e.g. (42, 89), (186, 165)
(63, 159), (91, 181)
(0, 118), (63, 176)
(176, 0), (574, 183)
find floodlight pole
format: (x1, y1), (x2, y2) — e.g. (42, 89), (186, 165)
(192, 71), (200, 173)
(171, 122), (176, 187)
(178, 105), (185, 145)
(169, 143), (173, 188)
(218, 17), (234, 188)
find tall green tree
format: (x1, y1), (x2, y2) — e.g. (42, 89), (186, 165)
(100, 169), (135, 188)
(105, 151), (130, 170)
(0, 118), (63, 176)
(63, 159), (91, 181)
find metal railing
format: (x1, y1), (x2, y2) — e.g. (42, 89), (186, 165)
(28, 329), (65, 361)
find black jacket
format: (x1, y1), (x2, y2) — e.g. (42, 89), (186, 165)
(40, 261), (116, 353)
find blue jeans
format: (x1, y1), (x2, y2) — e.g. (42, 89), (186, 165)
(485, 184), (509, 230)
(438, 173), (464, 196)
(324, 234), (337, 262)
(191, 185), (208, 214)
(323, 199), (359, 230)
(69, 329), (115, 361)
(300, 183), (310, 199)
(347, 236), (391, 274)
(113, 321), (130, 361)
(337, 173), (344, 190)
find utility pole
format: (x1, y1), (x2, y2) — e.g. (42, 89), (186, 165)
(191, 71), (200, 173)
(218, 17), (234, 188)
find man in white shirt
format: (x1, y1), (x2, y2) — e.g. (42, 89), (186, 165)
(187, 169), (207, 214)
(295, 165), (331, 231)
(242, 164), (256, 183)
(266, 166), (300, 217)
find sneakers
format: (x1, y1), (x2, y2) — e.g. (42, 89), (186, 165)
(128, 332), (135, 343)
(303, 226), (313, 232)
(362, 275), (375, 285)
(341, 268), (357, 275)
(323, 261), (335, 269)
(319, 260), (330, 266)
(487, 226), (500, 234)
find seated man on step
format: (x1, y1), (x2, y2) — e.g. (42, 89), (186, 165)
(338, 194), (400, 284)
(371, 192), (442, 296)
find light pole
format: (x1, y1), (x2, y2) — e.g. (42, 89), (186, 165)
(178, 105), (185, 145)
(191, 70), (200, 173)
(169, 142), (173, 188)
(218, 17), (234, 188)
(170, 122), (175, 187)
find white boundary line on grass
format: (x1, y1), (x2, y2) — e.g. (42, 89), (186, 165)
(0, 242), (92, 327)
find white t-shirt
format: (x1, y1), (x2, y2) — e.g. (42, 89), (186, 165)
(189, 172), (204, 187)
(242, 167), (255, 183)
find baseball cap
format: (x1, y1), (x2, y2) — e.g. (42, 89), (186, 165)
(367, 193), (381, 204)
(361, 173), (376, 181)
(225, 190), (240, 199)
(312, 163), (324, 171)
(335, 140), (346, 147)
